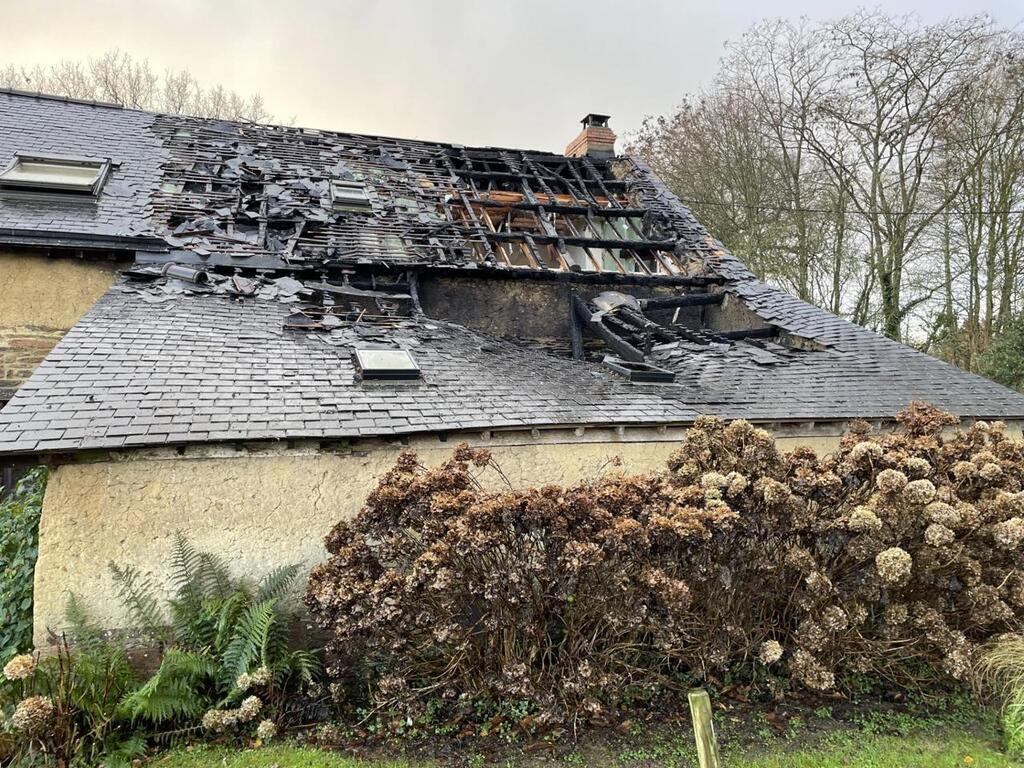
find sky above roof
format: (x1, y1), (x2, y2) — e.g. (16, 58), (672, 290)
(2, 0), (1022, 152)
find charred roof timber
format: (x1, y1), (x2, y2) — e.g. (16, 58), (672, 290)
(143, 111), (715, 278)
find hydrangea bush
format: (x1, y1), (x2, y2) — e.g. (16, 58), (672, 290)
(306, 403), (1024, 724)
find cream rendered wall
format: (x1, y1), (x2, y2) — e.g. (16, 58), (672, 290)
(32, 428), (846, 646)
(0, 251), (119, 394)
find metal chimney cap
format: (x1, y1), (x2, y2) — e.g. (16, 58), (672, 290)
(581, 113), (611, 127)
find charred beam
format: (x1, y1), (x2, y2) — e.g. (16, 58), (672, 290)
(483, 231), (677, 251)
(717, 326), (778, 340)
(470, 198), (649, 217)
(642, 293), (724, 310)
(572, 294), (644, 363)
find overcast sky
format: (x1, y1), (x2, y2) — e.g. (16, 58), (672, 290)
(2, 0), (1022, 151)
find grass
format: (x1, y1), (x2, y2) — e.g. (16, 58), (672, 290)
(154, 707), (1015, 767)
(153, 744), (420, 767)
(734, 729), (1011, 767)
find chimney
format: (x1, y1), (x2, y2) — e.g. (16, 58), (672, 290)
(565, 113), (616, 159)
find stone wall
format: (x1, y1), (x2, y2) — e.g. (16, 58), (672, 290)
(32, 424), (856, 646)
(0, 251), (119, 397)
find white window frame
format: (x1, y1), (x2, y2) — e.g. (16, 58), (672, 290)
(0, 153), (112, 196)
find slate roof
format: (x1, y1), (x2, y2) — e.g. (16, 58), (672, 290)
(0, 90), (165, 248)
(2, 90), (1024, 456)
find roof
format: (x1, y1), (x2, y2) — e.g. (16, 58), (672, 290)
(0, 91), (165, 249)
(2, 90), (1024, 457)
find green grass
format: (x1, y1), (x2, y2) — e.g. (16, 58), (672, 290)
(734, 729), (1012, 767)
(153, 744), (423, 768)
(154, 722), (1014, 767)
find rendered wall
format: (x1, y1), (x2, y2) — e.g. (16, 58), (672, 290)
(32, 427), (847, 645)
(0, 251), (119, 396)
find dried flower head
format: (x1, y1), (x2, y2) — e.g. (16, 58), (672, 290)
(256, 719), (278, 741)
(850, 441), (883, 462)
(926, 501), (961, 529)
(902, 456), (932, 477)
(924, 523), (955, 547)
(848, 506), (883, 533)
(758, 640), (784, 665)
(875, 547), (913, 586)
(12, 696), (54, 736)
(876, 469), (908, 494)
(3, 654), (36, 681)
(992, 518), (1024, 550)
(239, 695), (263, 722)
(903, 479), (936, 506)
(236, 666), (272, 691)
(700, 472), (729, 490)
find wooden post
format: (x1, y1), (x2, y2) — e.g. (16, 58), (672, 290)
(688, 688), (721, 768)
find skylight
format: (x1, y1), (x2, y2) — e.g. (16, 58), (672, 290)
(603, 357), (676, 383)
(0, 154), (111, 196)
(330, 179), (372, 211)
(354, 348), (421, 380)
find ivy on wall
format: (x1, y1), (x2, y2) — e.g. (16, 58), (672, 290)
(0, 468), (46, 661)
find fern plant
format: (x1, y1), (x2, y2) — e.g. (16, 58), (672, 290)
(109, 532), (318, 729)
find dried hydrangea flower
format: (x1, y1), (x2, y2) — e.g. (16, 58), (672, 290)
(725, 472), (748, 497)
(850, 441), (883, 462)
(903, 479), (936, 505)
(758, 640), (784, 665)
(235, 666), (272, 691)
(821, 605), (849, 633)
(3, 654), (36, 681)
(11, 695), (54, 736)
(952, 461), (976, 481)
(924, 523), (955, 547)
(789, 649), (835, 691)
(884, 603), (909, 625)
(992, 518), (1024, 550)
(876, 469), (908, 494)
(256, 719), (278, 740)
(902, 456), (932, 477)
(926, 501), (961, 529)
(980, 462), (1003, 480)
(239, 695), (263, 722)
(699, 472), (729, 490)
(875, 547), (913, 586)
(848, 506), (883, 533)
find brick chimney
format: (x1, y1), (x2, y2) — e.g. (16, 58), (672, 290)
(565, 113), (616, 159)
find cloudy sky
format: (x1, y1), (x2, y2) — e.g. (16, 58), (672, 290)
(2, 0), (1022, 150)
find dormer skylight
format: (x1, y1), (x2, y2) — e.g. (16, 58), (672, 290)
(0, 153), (111, 196)
(330, 179), (372, 211)
(354, 348), (421, 380)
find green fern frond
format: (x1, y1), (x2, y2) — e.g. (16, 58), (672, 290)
(119, 648), (216, 723)
(220, 599), (276, 686)
(283, 648), (321, 686)
(169, 530), (204, 605)
(196, 551), (235, 600)
(212, 590), (248, 653)
(109, 563), (168, 644)
(64, 591), (105, 650)
(256, 563), (301, 603)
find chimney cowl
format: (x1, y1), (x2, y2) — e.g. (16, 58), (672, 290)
(566, 113), (616, 159)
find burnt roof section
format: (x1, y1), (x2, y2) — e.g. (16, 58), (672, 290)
(2, 91), (1024, 456)
(146, 112), (712, 275)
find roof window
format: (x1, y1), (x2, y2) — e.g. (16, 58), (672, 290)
(330, 179), (372, 211)
(603, 356), (676, 383)
(354, 348), (421, 380)
(0, 153), (111, 196)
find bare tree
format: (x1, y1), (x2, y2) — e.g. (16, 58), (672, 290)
(0, 50), (270, 122)
(631, 11), (1024, 361)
